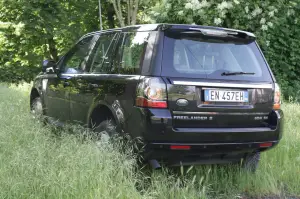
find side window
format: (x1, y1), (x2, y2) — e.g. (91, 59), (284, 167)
(60, 36), (94, 73)
(90, 33), (117, 73)
(118, 32), (150, 75)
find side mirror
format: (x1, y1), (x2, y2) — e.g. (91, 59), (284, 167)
(42, 60), (57, 73)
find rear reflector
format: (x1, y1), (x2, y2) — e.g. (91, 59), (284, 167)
(273, 103), (280, 110)
(259, 142), (273, 148)
(170, 145), (191, 150)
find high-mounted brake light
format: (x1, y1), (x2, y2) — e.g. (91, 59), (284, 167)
(273, 83), (281, 110)
(189, 28), (228, 37)
(136, 77), (168, 108)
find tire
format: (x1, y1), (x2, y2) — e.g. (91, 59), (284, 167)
(242, 152), (260, 172)
(31, 97), (44, 119)
(94, 120), (117, 141)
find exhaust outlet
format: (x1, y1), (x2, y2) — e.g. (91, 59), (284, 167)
(149, 159), (161, 169)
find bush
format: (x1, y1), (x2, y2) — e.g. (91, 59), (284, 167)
(0, 64), (40, 84)
(150, 0), (300, 100)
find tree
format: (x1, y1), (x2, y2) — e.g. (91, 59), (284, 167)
(0, 0), (106, 83)
(109, 0), (155, 27)
(110, 0), (140, 27)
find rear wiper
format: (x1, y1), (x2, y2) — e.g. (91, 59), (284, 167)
(221, 71), (255, 76)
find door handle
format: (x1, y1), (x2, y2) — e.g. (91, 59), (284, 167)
(63, 81), (70, 87)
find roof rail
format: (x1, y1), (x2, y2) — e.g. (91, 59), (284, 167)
(78, 23), (255, 41)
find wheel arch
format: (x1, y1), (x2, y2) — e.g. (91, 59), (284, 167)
(88, 102), (122, 132)
(30, 88), (40, 107)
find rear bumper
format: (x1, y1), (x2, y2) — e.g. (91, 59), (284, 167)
(139, 108), (283, 143)
(131, 108), (283, 165)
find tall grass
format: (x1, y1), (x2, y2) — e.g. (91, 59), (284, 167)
(0, 84), (299, 199)
(0, 85), (143, 199)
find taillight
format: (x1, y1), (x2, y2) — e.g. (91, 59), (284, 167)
(136, 77), (167, 108)
(273, 83), (281, 110)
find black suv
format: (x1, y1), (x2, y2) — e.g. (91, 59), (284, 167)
(30, 24), (283, 170)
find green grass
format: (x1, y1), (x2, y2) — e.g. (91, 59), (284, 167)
(0, 84), (299, 199)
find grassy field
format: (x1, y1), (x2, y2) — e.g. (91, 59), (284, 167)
(0, 84), (299, 199)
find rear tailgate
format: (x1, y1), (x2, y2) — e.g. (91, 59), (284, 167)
(157, 27), (279, 143)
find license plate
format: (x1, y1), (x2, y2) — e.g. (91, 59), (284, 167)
(204, 89), (248, 102)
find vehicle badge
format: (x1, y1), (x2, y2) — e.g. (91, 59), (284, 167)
(176, 99), (189, 107)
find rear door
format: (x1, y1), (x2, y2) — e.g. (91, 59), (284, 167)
(161, 29), (274, 128)
(79, 31), (148, 135)
(69, 31), (119, 124)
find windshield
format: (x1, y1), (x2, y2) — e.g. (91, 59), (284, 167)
(161, 32), (272, 82)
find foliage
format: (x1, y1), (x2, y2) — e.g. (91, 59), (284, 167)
(264, 4), (300, 100)
(0, 0), (113, 83)
(109, 0), (156, 27)
(150, 0), (300, 99)
(0, 0), (155, 84)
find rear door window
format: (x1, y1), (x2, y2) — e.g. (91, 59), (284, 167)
(117, 32), (150, 75)
(162, 31), (272, 82)
(90, 32), (118, 73)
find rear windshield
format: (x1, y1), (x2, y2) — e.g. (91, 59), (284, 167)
(161, 31), (272, 82)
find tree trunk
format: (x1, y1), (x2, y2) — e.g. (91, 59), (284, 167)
(131, 0), (139, 25)
(111, 0), (125, 27)
(47, 37), (59, 62)
(128, 0), (132, 25)
(110, 0), (141, 27)
(107, 5), (115, 28)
